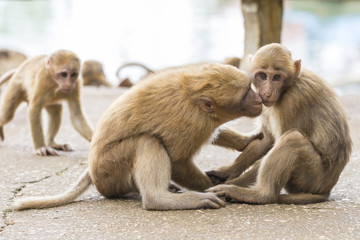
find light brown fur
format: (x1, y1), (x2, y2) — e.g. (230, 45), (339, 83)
(0, 50), (93, 156)
(0, 49), (27, 76)
(13, 63), (263, 211)
(207, 43), (352, 204)
(81, 60), (112, 87)
(223, 57), (241, 68)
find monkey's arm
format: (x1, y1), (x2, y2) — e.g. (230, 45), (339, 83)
(207, 128), (273, 183)
(211, 128), (263, 151)
(172, 160), (213, 191)
(28, 102), (59, 156)
(67, 98), (93, 141)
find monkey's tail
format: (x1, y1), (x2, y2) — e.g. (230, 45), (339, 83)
(278, 193), (329, 204)
(0, 68), (16, 87)
(13, 168), (92, 211)
(115, 62), (154, 80)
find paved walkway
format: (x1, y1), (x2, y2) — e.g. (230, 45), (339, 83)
(1, 87), (359, 239)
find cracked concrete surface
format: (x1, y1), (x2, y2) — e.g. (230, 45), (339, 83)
(0, 87), (359, 239)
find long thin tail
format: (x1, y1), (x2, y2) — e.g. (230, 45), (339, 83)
(13, 168), (92, 210)
(115, 62), (154, 80)
(278, 193), (329, 204)
(0, 68), (16, 87)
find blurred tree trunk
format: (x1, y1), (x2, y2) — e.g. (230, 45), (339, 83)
(240, 0), (283, 69)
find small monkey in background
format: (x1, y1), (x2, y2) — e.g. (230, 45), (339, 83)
(0, 49), (27, 76)
(0, 50), (93, 156)
(81, 60), (112, 87)
(207, 43), (352, 204)
(13, 63), (263, 211)
(116, 58), (241, 88)
(223, 57), (241, 68)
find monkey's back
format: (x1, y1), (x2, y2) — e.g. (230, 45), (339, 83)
(90, 65), (217, 163)
(9, 55), (48, 93)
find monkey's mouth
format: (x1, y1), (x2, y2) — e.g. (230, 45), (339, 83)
(262, 101), (275, 107)
(59, 88), (74, 93)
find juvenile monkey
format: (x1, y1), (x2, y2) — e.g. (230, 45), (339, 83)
(13, 63), (263, 211)
(0, 50), (93, 156)
(207, 43), (352, 204)
(81, 60), (112, 87)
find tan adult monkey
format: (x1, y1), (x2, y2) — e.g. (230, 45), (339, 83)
(13, 63), (263, 211)
(207, 43), (352, 204)
(81, 60), (112, 87)
(0, 50), (93, 156)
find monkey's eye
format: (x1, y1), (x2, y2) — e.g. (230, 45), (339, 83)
(60, 72), (68, 78)
(70, 73), (78, 78)
(273, 74), (281, 81)
(258, 73), (267, 80)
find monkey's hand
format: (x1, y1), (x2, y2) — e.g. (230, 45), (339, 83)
(251, 132), (264, 141)
(36, 146), (60, 156)
(48, 142), (73, 152)
(206, 184), (243, 202)
(168, 183), (183, 193)
(0, 126), (4, 141)
(206, 170), (228, 185)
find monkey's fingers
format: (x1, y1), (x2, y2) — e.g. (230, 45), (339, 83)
(0, 126), (4, 141)
(200, 192), (226, 208)
(206, 170), (228, 185)
(168, 183), (183, 193)
(253, 132), (264, 140)
(206, 184), (232, 194)
(36, 147), (60, 156)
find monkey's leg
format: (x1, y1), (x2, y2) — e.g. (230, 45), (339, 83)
(171, 160), (213, 191)
(208, 130), (329, 204)
(67, 98), (93, 141)
(225, 160), (261, 187)
(0, 83), (24, 141)
(212, 128), (263, 151)
(207, 130), (273, 182)
(29, 103), (59, 156)
(134, 135), (225, 210)
(45, 104), (72, 151)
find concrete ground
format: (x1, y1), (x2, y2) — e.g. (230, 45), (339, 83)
(0, 87), (359, 240)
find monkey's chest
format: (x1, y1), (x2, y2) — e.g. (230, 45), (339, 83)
(263, 109), (283, 140)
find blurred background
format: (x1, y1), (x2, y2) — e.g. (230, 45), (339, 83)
(0, 0), (359, 93)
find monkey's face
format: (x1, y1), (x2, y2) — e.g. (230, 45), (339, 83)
(237, 87), (263, 117)
(252, 68), (288, 107)
(54, 68), (79, 93)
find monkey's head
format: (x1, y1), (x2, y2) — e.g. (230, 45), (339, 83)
(47, 50), (81, 93)
(81, 60), (107, 86)
(248, 43), (301, 107)
(187, 63), (263, 124)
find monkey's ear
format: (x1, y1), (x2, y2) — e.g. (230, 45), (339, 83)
(198, 96), (215, 113)
(248, 54), (254, 64)
(46, 58), (51, 69)
(294, 59), (301, 77)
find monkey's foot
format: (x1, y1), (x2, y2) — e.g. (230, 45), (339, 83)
(0, 126), (4, 141)
(36, 146), (60, 156)
(49, 142), (73, 152)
